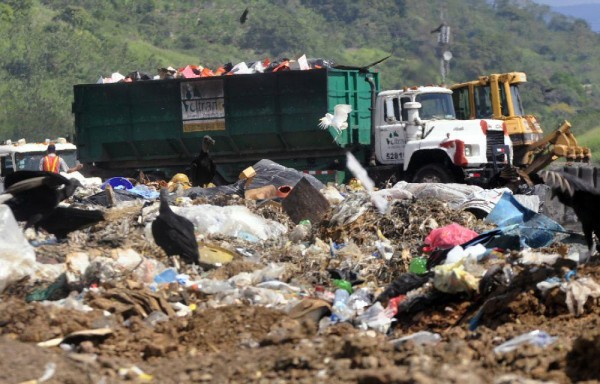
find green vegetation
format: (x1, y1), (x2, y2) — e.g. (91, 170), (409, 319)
(1, 0), (600, 146)
(577, 126), (600, 161)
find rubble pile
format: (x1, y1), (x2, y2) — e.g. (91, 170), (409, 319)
(1, 160), (599, 383)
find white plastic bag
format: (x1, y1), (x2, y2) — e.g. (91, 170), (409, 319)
(0, 205), (36, 292)
(173, 205), (287, 241)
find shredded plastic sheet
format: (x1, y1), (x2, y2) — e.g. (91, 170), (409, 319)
(245, 159), (325, 191)
(388, 182), (540, 216)
(185, 180), (245, 199)
(84, 189), (141, 206)
(486, 193), (565, 248)
(391, 181), (485, 205)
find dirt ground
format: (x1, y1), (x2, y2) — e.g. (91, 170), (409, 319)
(2, 293), (600, 384)
(1, 191), (600, 383)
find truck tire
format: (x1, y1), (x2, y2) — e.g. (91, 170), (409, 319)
(412, 164), (455, 183)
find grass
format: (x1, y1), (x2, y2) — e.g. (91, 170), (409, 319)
(575, 125), (600, 164)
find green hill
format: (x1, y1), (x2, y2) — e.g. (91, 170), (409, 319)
(1, 0), (600, 145)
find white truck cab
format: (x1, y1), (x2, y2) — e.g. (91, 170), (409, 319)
(0, 138), (78, 179)
(373, 86), (513, 184)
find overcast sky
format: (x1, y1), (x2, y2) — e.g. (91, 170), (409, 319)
(533, 0), (600, 5)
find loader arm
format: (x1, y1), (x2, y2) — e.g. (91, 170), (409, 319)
(521, 120), (591, 177)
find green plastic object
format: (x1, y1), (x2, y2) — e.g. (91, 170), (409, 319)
(73, 69), (379, 182)
(409, 257), (428, 275)
(25, 274), (69, 302)
(333, 279), (353, 294)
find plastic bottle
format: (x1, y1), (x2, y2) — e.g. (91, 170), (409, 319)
(493, 330), (557, 354)
(331, 289), (354, 322)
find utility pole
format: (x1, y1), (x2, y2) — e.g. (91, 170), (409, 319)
(430, 6), (452, 85)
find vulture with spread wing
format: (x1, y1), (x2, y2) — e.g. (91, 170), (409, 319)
(541, 170), (600, 262)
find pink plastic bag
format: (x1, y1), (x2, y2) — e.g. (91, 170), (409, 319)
(423, 223), (478, 252)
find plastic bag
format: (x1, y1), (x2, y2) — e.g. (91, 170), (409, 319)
(563, 277), (600, 316)
(424, 223), (479, 252)
(486, 193), (565, 248)
(244, 159), (324, 191)
(433, 260), (480, 294)
(173, 205), (287, 241)
(0, 206), (36, 292)
(355, 302), (394, 333)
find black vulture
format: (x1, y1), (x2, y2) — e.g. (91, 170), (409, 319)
(36, 207), (105, 240)
(333, 55), (391, 73)
(189, 135), (216, 187)
(541, 170), (600, 262)
(151, 189), (200, 265)
(3, 171), (81, 228)
(239, 8), (249, 24)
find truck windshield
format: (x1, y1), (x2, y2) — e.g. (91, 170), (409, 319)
(416, 93), (456, 120)
(15, 150), (78, 171)
(510, 85), (525, 116)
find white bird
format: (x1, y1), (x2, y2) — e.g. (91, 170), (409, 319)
(318, 104), (352, 140)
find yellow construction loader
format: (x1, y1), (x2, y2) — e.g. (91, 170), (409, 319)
(450, 72), (591, 182)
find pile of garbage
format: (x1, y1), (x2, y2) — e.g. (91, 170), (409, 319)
(1, 159), (599, 382)
(98, 54), (334, 83)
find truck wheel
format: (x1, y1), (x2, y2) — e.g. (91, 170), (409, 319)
(412, 164), (454, 183)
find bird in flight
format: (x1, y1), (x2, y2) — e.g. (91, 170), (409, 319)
(318, 104), (352, 142)
(240, 8), (249, 24)
(540, 170), (600, 263)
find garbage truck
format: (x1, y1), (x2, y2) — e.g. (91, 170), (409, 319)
(0, 137), (78, 179)
(73, 68), (512, 186)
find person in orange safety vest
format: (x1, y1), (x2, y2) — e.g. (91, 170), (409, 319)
(39, 143), (83, 173)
